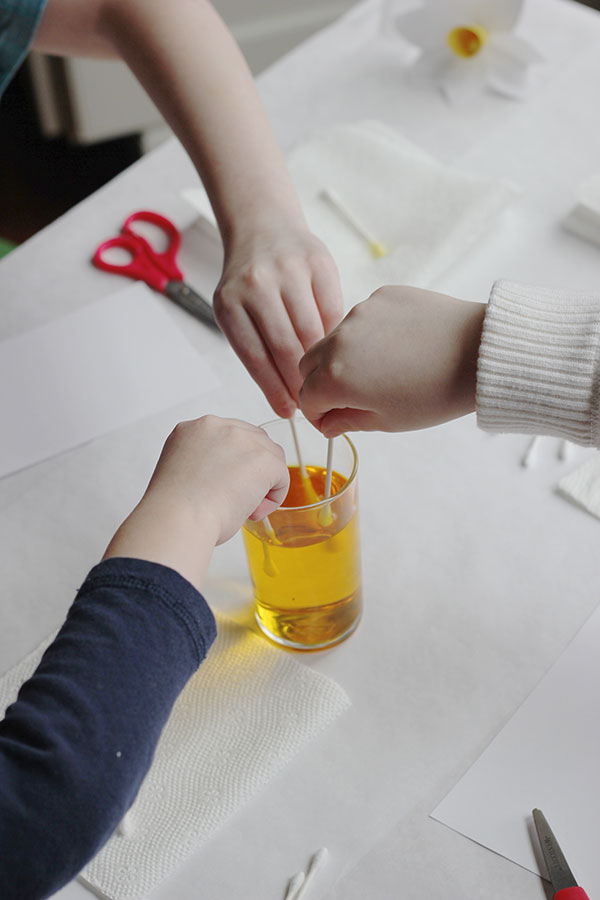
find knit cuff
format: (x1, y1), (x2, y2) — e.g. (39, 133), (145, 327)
(476, 280), (600, 447)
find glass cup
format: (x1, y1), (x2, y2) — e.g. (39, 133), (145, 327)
(242, 417), (362, 651)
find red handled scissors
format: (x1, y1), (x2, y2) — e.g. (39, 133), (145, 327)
(533, 809), (590, 900)
(93, 210), (219, 330)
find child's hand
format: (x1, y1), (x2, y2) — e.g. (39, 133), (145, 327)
(104, 416), (289, 589)
(299, 286), (486, 437)
(213, 220), (343, 419)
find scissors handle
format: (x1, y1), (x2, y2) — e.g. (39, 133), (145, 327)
(122, 210), (183, 281)
(554, 889), (590, 900)
(92, 234), (168, 292)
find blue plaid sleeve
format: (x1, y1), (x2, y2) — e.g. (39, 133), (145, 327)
(0, 0), (49, 98)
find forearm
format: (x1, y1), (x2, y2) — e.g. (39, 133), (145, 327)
(0, 557), (216, 900)
(476, 280), (600, 446)
(100, 0), (302, 244)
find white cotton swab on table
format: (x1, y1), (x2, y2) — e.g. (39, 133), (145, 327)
(320, 187), (389, 258)
(291, 848), (329, 900)
(521, 435), (539, 468)
(284, 872), (305, 900)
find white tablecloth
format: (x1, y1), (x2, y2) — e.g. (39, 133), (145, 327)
(2, 1), (600, 898)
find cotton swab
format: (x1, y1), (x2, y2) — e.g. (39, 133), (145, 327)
(324, 438), (334, 499)
(291, 848), (329, 900)
(289, 414), (320, 505)
(289, 414), (308, 479)
(261, 515), (278, 577)
(320, 187), (389, 258)
(284, 872), (305, 900)
(521, 435), (539, 468)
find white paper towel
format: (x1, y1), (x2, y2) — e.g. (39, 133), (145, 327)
(0, 613), (350, 900)
(183, 119), (517, 308)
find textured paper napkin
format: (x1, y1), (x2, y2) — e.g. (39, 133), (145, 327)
(183, 119), (516, 308)
(0, 613), (350, 900)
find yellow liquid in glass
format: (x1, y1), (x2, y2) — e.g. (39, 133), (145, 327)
(242, 465), (362, 649)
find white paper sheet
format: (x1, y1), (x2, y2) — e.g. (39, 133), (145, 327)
(431, 602), (600, 893)
(0, 283), (219, 478)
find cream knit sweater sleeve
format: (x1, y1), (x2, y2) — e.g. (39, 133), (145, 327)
(476, 280), (600, 447)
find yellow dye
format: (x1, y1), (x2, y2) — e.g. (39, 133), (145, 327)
(243, 465), (362, 650)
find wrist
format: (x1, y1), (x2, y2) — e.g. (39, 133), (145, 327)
(219, 192), (305, 249)
(454, 301), (486, 416)
(103, 495), (219, 592)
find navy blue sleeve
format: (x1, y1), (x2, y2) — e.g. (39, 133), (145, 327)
(0, 556), (216, 900)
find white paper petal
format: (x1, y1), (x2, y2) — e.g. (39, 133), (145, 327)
(394, 4), (456, 50)
(380, 0), (422, 36)
(460, 0), (524, 31)
(486, 61), (530, 99)
(407, 46), (454, 86)
(488, 31), (544, 64)
(440, 55), (487, 105)
(485, 35), (541, 99)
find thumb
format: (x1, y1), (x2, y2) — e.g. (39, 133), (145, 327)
(319, 407), (380, 437)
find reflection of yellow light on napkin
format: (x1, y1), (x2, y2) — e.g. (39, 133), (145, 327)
(447, 24), (488, 58)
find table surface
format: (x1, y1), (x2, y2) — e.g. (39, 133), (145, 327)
(2, 0), (600, 898)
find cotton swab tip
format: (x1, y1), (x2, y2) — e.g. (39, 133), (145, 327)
(369, 240), (389, 258)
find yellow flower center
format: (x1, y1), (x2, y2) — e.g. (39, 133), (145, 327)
(447, 24), (488, 58)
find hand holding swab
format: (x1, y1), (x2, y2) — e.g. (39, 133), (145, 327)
(320, 187), (389, 258)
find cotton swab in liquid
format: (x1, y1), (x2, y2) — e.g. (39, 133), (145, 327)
(289, 413), (309, 480)
(321, 187), (388, 258)
(261, 515), (278, 577)
(289, 414), (321, 505)
(324, 438), (334, 499)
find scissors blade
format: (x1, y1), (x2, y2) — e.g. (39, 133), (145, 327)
(533, 809), (578, 892)
(164, 281), (220, 330)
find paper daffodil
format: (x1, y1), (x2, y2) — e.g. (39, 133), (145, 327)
(383, 0), (543, 104)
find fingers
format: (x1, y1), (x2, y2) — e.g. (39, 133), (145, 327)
(311, 258), (344, 334)
(214, 300), (297, 418)
(318, 407), (381, 437)
(214, 233), (344, 417)
(246, 293), (307, 402)
(281, 286), (326, 350)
